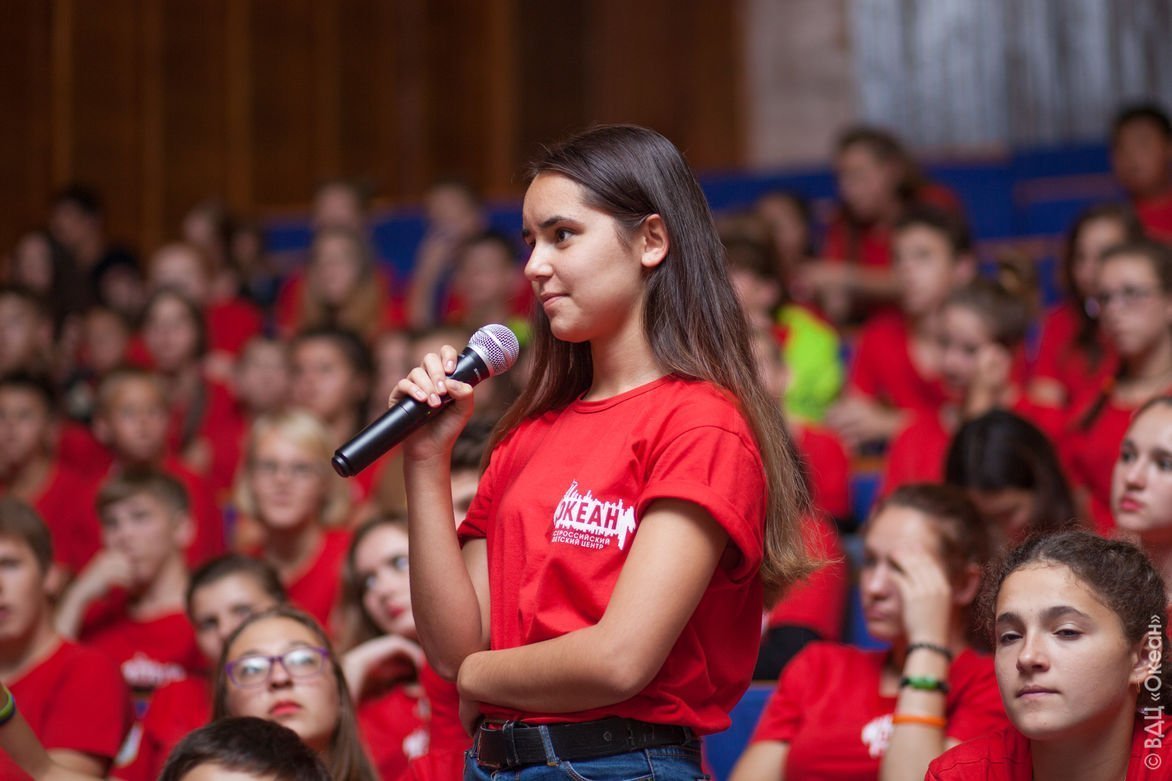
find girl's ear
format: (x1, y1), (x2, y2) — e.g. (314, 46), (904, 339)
(952, 562), (983, 608)
(638, 215), (670, 270)
(1128, 637), (1154, 691)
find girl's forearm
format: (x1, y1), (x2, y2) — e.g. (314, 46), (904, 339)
(405, 459), (489, 678)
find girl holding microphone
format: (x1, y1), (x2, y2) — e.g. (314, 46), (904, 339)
(396, 124), (812, 780)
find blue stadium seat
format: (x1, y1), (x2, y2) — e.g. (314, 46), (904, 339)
(703, 683), (774, 780)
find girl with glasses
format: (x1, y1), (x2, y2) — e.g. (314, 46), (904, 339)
(1028, 204), (1142, 410)
(214, 605), (376, 781)
(235, 410), (351, 630)
(1064, 239), (1172, 533)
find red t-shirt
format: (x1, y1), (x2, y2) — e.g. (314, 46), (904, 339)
(1136, 192), (1172, 244)
(1032, 303), (1117, 405)
(823, 184), (963, 268)
(0, 640), (132, 780)
(160, 456), (227, 568)
(1, 462), (102, 575)
(79, 591), (204, 714)
(765, 514), (847, 641)
(881, 411), (951, 497)
(750, 643), (1007, 780)
(206, 297), (264, 357)
(400, 665), (467, 781)
(1061, 387), (1172, 536)
(357, 684), (427, 781)
(57, 421), (115, 481)
(927, 720), (1172, 780)
(459, 376), (767, 734)
(796, 425), (851, 521)
(269, 528), (351, 631)
(882, 396), (1067, 497)
(116, 675), (210, 781)
(848, 311), (948, 415)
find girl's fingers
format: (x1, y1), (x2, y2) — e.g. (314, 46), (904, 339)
(422, 351), (448, 391)
(440, 344), (460, 373)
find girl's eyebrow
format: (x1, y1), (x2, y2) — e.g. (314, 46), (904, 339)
(522, 215), (577, 239)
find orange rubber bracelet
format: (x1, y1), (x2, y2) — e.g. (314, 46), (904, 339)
(892, 713), (946, 728)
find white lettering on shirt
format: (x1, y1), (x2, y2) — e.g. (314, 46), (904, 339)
(551, 481), (637, 551)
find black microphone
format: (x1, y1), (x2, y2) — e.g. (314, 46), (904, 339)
(331, 324), (520, 478)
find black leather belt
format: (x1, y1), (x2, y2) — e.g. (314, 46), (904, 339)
(473, 717), (695, 770)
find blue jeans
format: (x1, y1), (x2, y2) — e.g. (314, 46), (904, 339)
(463, 734), (708, 780)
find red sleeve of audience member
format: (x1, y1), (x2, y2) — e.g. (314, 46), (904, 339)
(823, 216), (849, 263)
(274, 272), (304, 338)
(749, 645), (823, 743)
(207, 298), (264, 356)
(879, 413), (949, 498)
(1032, 306), (1077, 383)
(24, 643), (132, 762)
(1010, 397), (1067, 443)
(945, 650), (1011, 743)
(766, 515), (847, 641)
(798, 426), (851, 520)
(847, 320), (885, 398)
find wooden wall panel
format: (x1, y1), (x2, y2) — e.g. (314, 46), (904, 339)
(158, 0), (230, 245)
(64, 0), (143, 248)
(248, 0), (317, 210)
(0, 0), (748, 254)
(0, 1), (53, 243)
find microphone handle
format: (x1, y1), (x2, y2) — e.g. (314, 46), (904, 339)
(331, 345), (489, 478)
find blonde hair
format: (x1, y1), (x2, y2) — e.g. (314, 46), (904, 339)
(234, 409), (351, 528)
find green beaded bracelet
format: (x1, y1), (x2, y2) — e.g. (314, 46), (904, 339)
(0, 688), (16, 727)
(900, 675), (950, 694)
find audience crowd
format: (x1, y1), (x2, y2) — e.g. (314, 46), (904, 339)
(3, 103), (1172, 780)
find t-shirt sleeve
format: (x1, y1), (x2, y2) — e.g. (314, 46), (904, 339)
(637, 424), (766, 583)
(847, 324), (882, 399)
(750, 645), (821, 743)
(39, 650), (132, 761)
(945, 653), (1010, 743)
(457, 441), (506, 545)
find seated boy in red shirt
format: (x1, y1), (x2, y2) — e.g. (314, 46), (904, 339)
(0, 498), (131, 778)
(0, 372), (102, 576)
(1111, 102), (1172, 242)
(54, 469), (203, 719)
(882, 277), (1062, 495)
(828, 206), (975, 450)
(118, 554), (287, 781)
(92, 367), (225, 565)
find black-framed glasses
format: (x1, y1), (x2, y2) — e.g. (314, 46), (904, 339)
(224, 646), (331, 688)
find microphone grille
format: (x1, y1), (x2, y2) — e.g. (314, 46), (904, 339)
(470, 324), (521, 376)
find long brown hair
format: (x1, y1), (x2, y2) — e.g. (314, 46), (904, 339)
(1061, 203), (1144, 371)
(212, 606), (376, 781)
(1078, 239), (1172, 431)
(298, 227), (386, 341)
(336, 514), (408, 653)
(490, 124), (813, 600)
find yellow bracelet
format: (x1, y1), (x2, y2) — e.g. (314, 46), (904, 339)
(892, 712), (946, 728)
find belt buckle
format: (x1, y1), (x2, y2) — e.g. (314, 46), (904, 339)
(475, 721), (509, 771)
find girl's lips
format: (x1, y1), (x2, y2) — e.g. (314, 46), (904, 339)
(1118, 496), (1145, 513)
(269, 700), (303, 717)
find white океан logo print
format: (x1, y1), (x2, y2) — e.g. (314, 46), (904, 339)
(551, 481), (637, 551)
